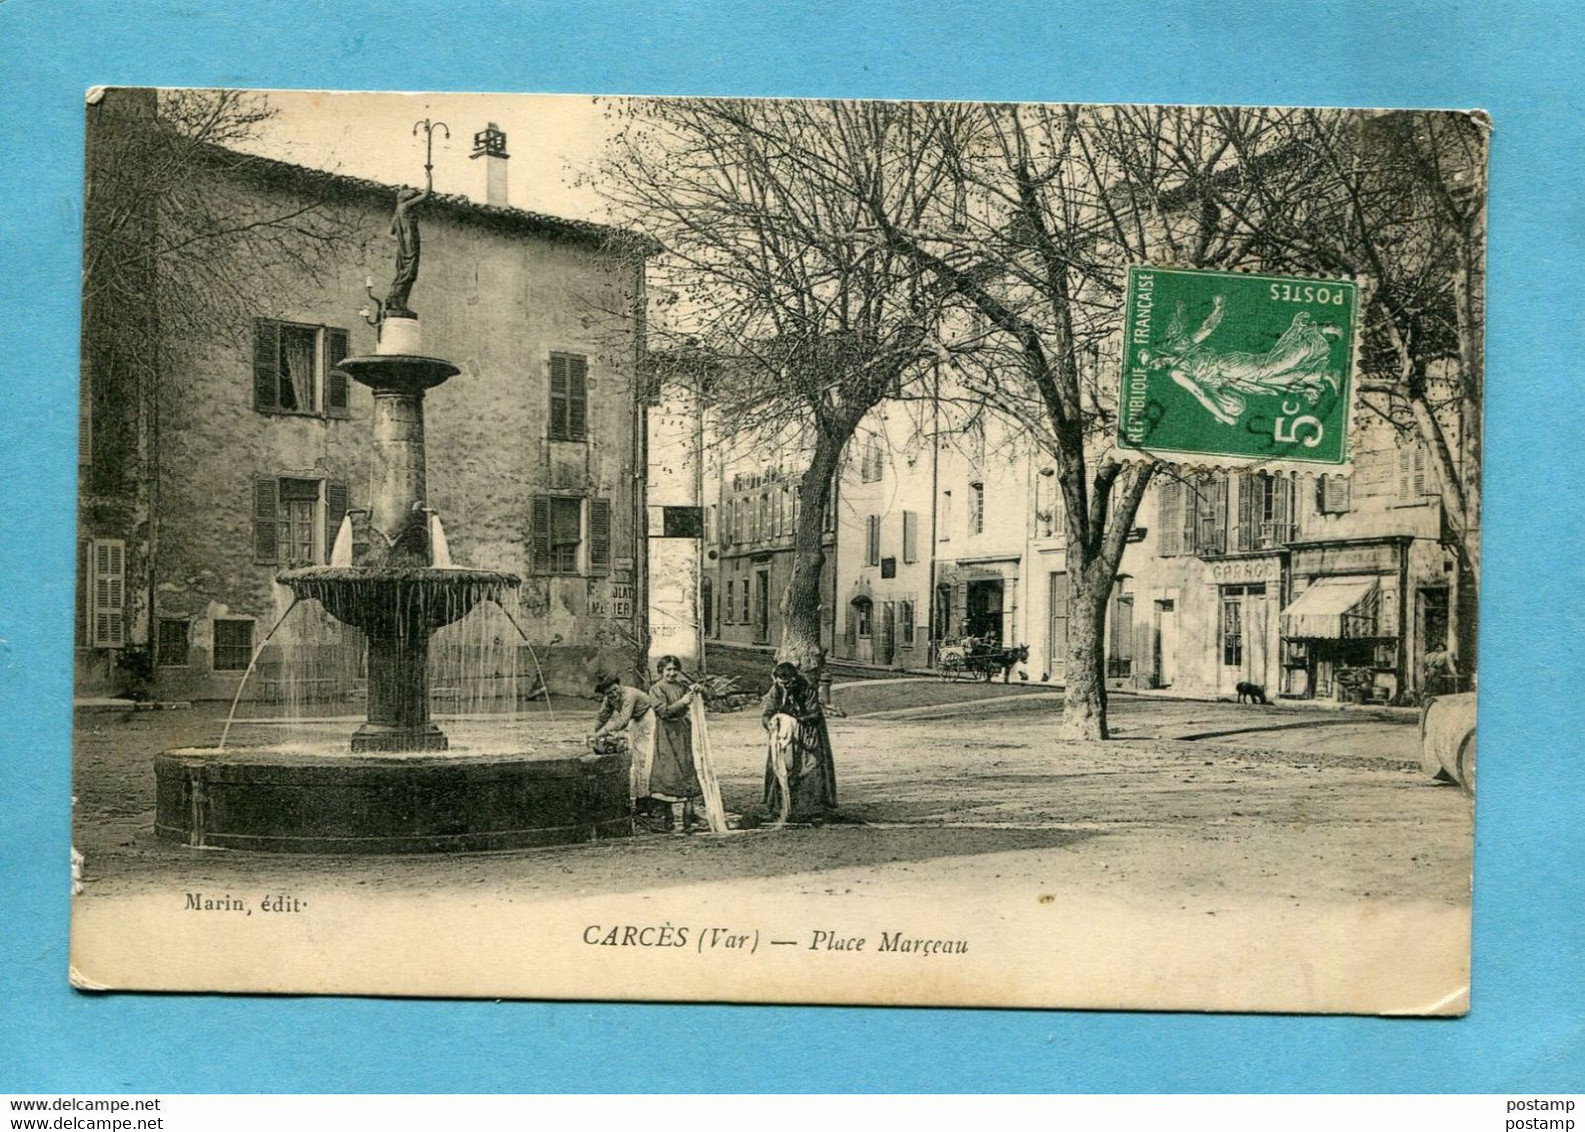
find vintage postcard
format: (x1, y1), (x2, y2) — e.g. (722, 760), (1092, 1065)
(70, 89), (1483, 1014)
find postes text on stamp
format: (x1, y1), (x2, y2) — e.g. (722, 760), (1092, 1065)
(1116, 266), (1359, 467)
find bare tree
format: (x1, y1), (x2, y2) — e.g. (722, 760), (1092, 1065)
(1212, 109), (1486, 653)
(859, 103), (1286, 739)
(598, 99), (956, 672)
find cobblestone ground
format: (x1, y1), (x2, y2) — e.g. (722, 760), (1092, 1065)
(71, 685), (1471, 913)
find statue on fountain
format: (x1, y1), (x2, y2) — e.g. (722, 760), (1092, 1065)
(384, 177), (430, 319)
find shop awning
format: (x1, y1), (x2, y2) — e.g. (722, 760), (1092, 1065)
(1281, 578), (1380, 639)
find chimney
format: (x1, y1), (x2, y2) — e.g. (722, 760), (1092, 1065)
(471, 122), (510, 207)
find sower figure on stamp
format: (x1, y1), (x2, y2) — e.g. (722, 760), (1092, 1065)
(760, 661), (838, 827)
(1144, 297), (1344, 427)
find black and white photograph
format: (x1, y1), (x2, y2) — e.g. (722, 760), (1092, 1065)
(69, 88), (1484, 1013)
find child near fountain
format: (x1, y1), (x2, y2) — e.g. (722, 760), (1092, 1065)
(648, 656), (705, 833)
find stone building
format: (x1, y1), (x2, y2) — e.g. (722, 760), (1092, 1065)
(816, 388), (1469, 704)
(77, 91), (652, 700)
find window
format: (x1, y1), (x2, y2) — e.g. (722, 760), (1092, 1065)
(253, 320), (349, 417)
(213, 619), (255, 672)
(968, 482), (985, 536)
(87, 538), (125, 648)
(779, 487), (791, 536)
(588, 499), (612, 575)
(1035, 468), (1060, 538)
(866, 515), (881, 566)
(741, 578), (750, 622)
(1236, 472), (1293, 551)
(758, 494), (770, 541)
(1318, 473), (1352, 514)
(861, 438), (883, 482)
(939, 490), (952, 542)
(548, 352), (589, 441)
(1397, 444), (1436, 501)
(852, 598), (873, 638)
(900, 599), (916, 646)
(253, 478), (348, 567)
(531, 496), (603, 575)
(1157, 480), (1182, 556)
(701, 578), (715, 637)
(157, 618), (190, 667)
(725, 581), (735, 624)
(902, 510), (919, 563)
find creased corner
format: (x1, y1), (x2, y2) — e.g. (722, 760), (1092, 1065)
(1386, 982), (1470, 1017)
(69, 964), (113, 993)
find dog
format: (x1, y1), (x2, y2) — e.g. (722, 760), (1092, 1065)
(1235, 681), (1269, 705)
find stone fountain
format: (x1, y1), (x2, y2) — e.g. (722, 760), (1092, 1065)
(154, 139), (631, 852)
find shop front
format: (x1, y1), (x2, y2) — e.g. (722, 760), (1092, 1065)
(1281, 537), (1410, 703)
(936, 558), (1021, 648)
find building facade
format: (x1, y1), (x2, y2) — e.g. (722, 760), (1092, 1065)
(692, 379), (1467, 705)
(77, 92), (652, 700)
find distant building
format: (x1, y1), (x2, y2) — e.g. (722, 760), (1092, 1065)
(818, 388), (1470, 704)
(77, 90), (654, 699)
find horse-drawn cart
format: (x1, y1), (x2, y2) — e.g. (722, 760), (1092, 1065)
(936, 637), (1029, 683)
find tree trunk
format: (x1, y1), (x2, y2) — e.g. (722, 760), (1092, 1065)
(778, 429), (844, 674)
(1057, 463), (1152, 740)
(1060, 564), (1112, 740)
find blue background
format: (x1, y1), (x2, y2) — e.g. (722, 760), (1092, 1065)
(3, 0), (1581, 1094)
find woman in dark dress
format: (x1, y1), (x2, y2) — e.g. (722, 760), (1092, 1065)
(761, 661), (838, 824)
(648, 655), (704, 832)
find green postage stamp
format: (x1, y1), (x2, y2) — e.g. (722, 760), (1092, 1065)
(1116, 265), (1359, 467)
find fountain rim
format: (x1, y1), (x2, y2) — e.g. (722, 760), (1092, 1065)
(335, 354), (461, 393)
(276, 564), (522, 587)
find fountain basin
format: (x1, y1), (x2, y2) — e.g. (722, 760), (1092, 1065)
(154, 745), (632, 853)
(278, 566), (520, 635)
(337, 353), (459, 395)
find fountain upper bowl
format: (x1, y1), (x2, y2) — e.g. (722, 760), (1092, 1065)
(277, 565), (521, 633)
(336, 354), (460, 395)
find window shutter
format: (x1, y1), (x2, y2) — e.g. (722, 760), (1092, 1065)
(530, 496), (551, 572)
(1274, 472), (1292, 534)
(253, 478), (279, 563)
(325, 481), (350, 563)
(1237, 473), (1257, 552)
(1323, 474), (1351, 513)
(91, 539), (126, 647)
(548, 355), (569, 440)
(588, 499), (611, 575)
(902, 510), (918, 563)
(568, 355), (588, 440)
(75, 540), (89, 647)
(1158, 481), (1180, 556)
(325, 328), (351, 418)
(1413, 445), (1430, 496)
(1397, 447), (1412, 501)
(253, 320), (279, 411)
(867, 515), (880, 566)
(1209, 474), (1229, 553)
(1182, 477), (1201, 554)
